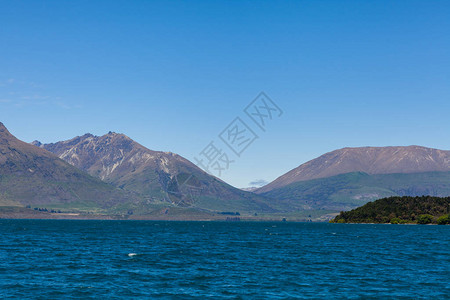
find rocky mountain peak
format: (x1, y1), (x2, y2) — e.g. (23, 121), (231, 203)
(0, 122), (13, 138)
(31, 140), (42, 147)
(36, 130), (271, 211)
(82, 133), (94, 138)
(0, 122), (139, 209)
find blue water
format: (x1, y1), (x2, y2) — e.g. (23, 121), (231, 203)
(0, 220), (448, 299)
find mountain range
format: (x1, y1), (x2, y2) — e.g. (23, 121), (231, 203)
(258, 171), (450, 211)
(256, 146), (450, 211)
(1, 121), (449, 219)
(0, 122), (139, 212)
(256, 146), (450, 193)
(31, 131), (274, 214)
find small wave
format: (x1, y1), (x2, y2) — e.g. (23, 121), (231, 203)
(128, 253), (138, 257)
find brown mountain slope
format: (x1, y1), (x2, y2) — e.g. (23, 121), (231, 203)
(34, 132), (274, 213)
(0, 122), (138, 210)
(257, 146), (450, 193)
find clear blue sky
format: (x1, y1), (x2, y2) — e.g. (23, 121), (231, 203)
(1, 1), (449, 187)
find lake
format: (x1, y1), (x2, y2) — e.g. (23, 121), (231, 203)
(0, 220), (448, 298)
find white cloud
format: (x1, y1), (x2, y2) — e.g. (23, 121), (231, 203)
(248, 179), (269, 187)
(0, 78), (77, 110)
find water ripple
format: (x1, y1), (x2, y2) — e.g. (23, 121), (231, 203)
(0, 220), (448, 298)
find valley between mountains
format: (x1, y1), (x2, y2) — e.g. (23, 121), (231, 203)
(1, 122), (449, 221)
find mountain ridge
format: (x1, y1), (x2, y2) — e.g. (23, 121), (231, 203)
(0, 122), (140, 211)
(5, 120), (449, 216)
(34, 131), (275, 213)
(257, 146), (450, 193)
(259, 171), (450, 211)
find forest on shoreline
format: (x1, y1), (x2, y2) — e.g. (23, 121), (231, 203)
(331, 196), (450, 225)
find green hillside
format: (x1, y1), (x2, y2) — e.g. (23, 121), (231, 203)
(37, 132), (276, 215)
(0, 122), (277, 218)
(261, 172), (450, 211)
(0, 123), (145, 214)
(331, 196), (450, 224)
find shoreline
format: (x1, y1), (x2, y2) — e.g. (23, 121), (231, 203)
(0, 214), (311, 222)
(0, 206), (336, 222)
(2, 214), (447, 224)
